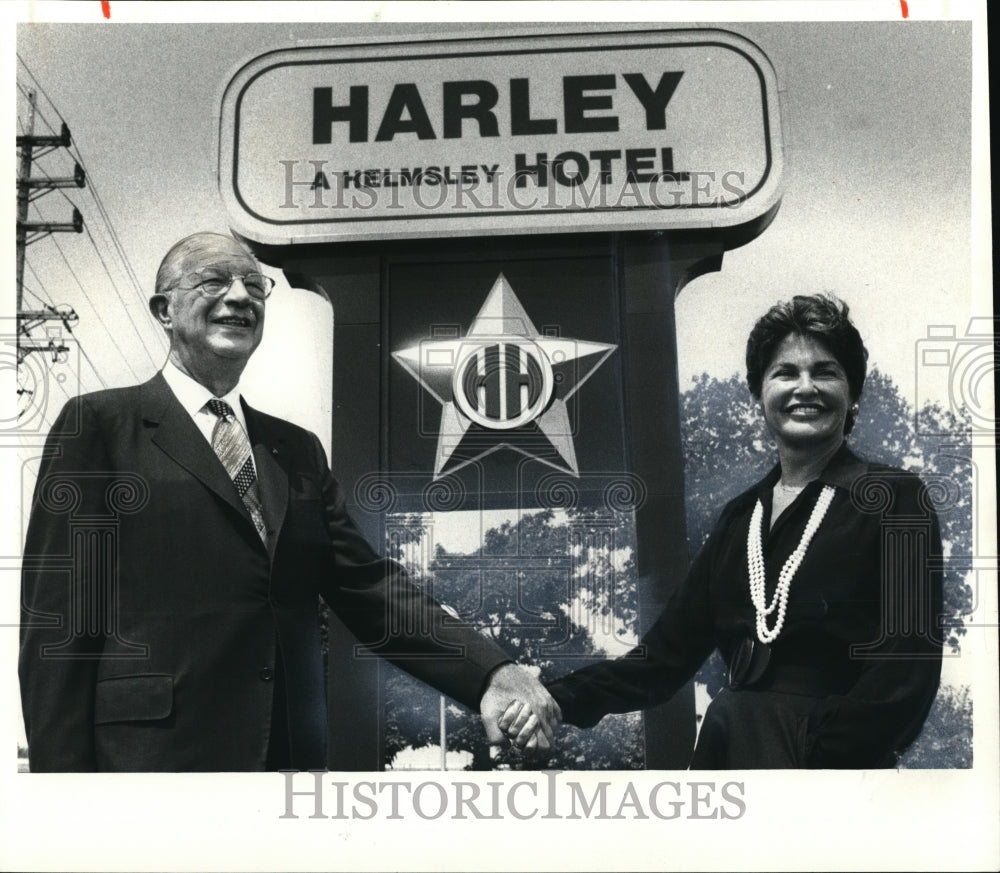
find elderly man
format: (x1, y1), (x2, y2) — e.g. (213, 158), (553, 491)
(19, 231), (558, 772)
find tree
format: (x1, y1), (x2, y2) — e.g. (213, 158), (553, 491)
(680, 368), (975, 767)
(378, 368), (974, 769)
(900, 685), (973, 768)
(681, 368), (974, 653)
(382, 508), (645, 769)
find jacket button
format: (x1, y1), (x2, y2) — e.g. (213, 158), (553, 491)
(260, 667), (274, 681)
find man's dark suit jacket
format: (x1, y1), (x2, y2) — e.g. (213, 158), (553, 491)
(19, 372), (508, 772)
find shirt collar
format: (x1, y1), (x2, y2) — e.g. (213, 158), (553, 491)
(756, 442), (869, 497)
(161, 360), (245, 424)
(817, 442), (869, 490)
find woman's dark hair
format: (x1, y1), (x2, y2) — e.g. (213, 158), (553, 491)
(745, 294), (869, 433)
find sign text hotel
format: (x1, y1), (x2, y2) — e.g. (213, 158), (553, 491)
(218, 29), (783, 244)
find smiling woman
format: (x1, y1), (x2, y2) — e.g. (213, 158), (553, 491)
(543, 293), (945, 769)
(746, 296), (867, 520)
(761, 336), (851, 447)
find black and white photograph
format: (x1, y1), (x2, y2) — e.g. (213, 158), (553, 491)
(3, 1), (996, 870)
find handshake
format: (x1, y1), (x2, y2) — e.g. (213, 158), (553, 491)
(479, 663), (563, 751)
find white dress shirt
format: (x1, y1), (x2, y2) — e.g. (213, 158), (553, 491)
(160, 361), (252, 447)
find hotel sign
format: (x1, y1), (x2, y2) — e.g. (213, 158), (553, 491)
(218, 29), (783, 245)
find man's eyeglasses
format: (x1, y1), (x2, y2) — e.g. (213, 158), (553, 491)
(173, 270), (275, 300)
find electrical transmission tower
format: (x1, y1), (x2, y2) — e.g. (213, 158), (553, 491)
(16, 88), (85, 418)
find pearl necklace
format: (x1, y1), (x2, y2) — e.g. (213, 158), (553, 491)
(747, 485), (836, 644)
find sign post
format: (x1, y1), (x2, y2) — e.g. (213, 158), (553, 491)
(218, 27), (784, 771)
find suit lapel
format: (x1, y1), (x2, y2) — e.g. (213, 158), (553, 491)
(141, 373), (259, 535)
(243, 402), (289, 560)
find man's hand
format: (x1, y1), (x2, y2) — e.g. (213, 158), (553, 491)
(480, 663), (561, 751)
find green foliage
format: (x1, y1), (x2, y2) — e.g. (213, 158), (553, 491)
(681, 368), (975, 768)
(382, 507), (645, 769)
(680, 367), (974, 652)
(852, 371), (975, 653)
(680, 372), (772, 554)
(900, 684), (973, 768)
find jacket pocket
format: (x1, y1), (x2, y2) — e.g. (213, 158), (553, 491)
(94, 674), (173, 725)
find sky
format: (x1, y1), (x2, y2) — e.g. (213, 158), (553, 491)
(9, 10), (984, 534)
(10, 12), (982, 426)
(2, 3), (996, 872)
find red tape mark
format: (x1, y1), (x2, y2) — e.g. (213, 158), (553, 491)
(900, 0), (909, 17)
(101, 1), (111, 18)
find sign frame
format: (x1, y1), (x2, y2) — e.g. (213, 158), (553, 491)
(217, 27), (785, 245)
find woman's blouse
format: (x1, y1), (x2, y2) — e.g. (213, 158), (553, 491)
(547, 445), (944, 767)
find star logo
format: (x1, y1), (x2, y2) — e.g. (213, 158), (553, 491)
(392, 274), (617, 479)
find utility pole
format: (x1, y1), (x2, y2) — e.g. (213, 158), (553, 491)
(17, 304), (78, 366)
(16, 87), (85, 418)
(16, 88), (84, 310)
(16, 89), (36, 314)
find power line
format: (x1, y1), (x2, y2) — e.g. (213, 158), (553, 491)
(65, 324), (111, 391)
(17, 56), (167, 396)
(17, 55), (67, 130)
(25, 261), (56, 306)
(33, 200), (144, 384)
(17, 81), (58, 137)
(65, 146), (168, 352)
(17, 351), (70, 437)
(37, 170), (160, 367)
(19, 263), (98, 401)
(79, 221), (162, 370)
(17, 60), (168, 358)
(20, 287), (50, 311)
(82, 214), (167, 357)
(20, 286), (43, 306)
(24, 122), (162, 381)
(29, 152), (168, 361)
(25, 255), (113, 391)
(18, 297), (111, 393)
(21, 286), (114, 391)
(15, 69), (91, 447)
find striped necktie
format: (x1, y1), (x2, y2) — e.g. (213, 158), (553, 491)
(205, 398), (267, 541)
